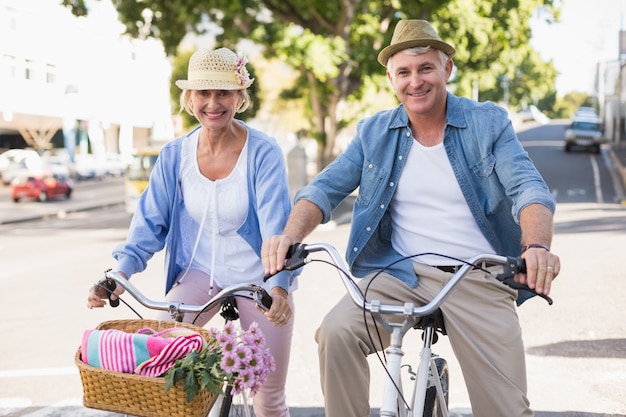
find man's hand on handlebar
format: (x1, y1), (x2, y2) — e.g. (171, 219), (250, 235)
(262, 234), (299, 276)
(518, 248), (560, 296)
(87, 272), (127, 309)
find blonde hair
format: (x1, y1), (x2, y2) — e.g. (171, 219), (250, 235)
(179, 89), (252, 116)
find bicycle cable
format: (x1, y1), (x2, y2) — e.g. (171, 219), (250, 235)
(96, 282), (145, 319)
(359, 252), (482, 411)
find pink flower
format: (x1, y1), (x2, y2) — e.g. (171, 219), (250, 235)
(235, 53), (252, 86)
(206, 321), (275, 397)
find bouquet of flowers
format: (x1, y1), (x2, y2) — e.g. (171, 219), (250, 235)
(164, 321), (275, 403)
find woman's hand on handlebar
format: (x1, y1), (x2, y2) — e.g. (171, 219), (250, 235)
(87, 272), (127, 309)
(262, 234), (299, 276)
(264, 286), (292, 327)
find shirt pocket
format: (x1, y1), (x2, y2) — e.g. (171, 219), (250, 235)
(357, 160), (386, 206)
(470, 153), (496, 178)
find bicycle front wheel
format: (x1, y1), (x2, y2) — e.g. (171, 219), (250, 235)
(423, 357), (449, 417)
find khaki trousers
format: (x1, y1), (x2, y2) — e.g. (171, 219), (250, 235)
(315, 263), (533, 417)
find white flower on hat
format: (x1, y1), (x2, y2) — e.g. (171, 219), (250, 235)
(235, 52), (252, 87)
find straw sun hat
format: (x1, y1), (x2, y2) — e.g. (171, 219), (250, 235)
(377, 19), (456, 67)
(175, 47), (254, 91)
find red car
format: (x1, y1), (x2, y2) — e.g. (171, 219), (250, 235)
(11, 174), (73, 202)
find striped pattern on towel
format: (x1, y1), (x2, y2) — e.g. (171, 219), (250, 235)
(81, 327), (205, 377)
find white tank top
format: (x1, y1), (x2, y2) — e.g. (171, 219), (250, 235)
(389, 140), (494, 265)
(179, 130), (263, 290)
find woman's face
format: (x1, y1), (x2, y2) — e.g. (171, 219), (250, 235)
(190, 89), (241, 130)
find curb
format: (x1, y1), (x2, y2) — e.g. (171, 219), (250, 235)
(609, 146), (626, 205)
(0, 200), (123, 225)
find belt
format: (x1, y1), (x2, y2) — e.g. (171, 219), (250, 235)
(433, 263), (497, 273)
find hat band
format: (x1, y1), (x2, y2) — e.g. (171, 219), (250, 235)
(188, 70), (238, 83)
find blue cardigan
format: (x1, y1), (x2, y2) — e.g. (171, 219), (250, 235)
(113, 122), (298, 294)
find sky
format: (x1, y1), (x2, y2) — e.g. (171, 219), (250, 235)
(530, 0), (626, 96)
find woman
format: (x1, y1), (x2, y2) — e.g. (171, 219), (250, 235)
(87, 47), (297, 417)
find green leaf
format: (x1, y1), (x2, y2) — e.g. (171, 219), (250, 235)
(184, 368), (200, 403)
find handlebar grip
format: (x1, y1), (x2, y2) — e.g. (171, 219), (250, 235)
(103, 277), (120, 307)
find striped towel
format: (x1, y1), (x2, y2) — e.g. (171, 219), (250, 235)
(81, 327), (205, 377)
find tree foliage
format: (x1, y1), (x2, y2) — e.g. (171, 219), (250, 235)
(63, 0), (560, 168)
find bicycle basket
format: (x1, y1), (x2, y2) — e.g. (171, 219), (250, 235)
(75, 319), (218, 417)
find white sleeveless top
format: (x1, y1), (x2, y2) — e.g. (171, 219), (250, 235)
(178, 129), (262, 289)
(389, 140), (494, 266)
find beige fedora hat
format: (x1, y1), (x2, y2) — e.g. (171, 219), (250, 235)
(176, 47), (254, 90)
(377, 19), (456, 66)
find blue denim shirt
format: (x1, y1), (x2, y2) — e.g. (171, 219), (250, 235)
(296, 93), (555, 303)
(113, 123), (298, 295)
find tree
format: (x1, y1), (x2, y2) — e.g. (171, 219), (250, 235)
(63, 0), (559, 169)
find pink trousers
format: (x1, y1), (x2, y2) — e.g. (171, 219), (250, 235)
(155, 269), (293, 417)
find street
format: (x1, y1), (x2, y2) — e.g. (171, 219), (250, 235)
(1, 121), (625, 417)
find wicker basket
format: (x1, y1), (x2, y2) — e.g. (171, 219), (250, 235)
(75, 319), (218, 417)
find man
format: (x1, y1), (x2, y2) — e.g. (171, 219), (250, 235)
(263, 19), (560, 417)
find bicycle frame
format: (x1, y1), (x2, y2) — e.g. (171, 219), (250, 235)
(272, 242), (535, 417)
(369, 297), (449, 417)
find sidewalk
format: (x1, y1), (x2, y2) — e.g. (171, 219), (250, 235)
(609, 143), (626, 203)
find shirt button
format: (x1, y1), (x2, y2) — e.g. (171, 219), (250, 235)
(366, 227), (371, 232)
(368, 164), (373, 169)
(352, 247), (358, 252)
(380, 204), (385, 209)
(398, 156), (403, 160)
(389, 182), (394, 187)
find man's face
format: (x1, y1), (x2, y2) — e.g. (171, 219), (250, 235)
(387, 49), (453, 117)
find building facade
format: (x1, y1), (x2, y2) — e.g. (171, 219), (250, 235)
(0, 0), (174, 161)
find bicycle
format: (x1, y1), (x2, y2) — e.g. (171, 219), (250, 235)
(85, 269), (274, 417)
(266, 242), (553, 417)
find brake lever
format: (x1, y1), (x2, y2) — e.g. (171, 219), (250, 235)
(255, 288), (274, 312)
(496, 257), (553, 305)
(263, 243), (309, 282)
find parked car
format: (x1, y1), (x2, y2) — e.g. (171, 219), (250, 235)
(103, 153), (128, 177)
(0, 149), (42, 185)
(518, 105), (550, 124)
(71, 154), (105, 181)
(564, 115), (605, 153)
(574, 106), (598, 118)
(11, 173), (73, 202)
(41, 155), (72, 178)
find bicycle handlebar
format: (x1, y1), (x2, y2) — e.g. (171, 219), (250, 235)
(264, 243), (552, 317)
(95, 270), (273, 319)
